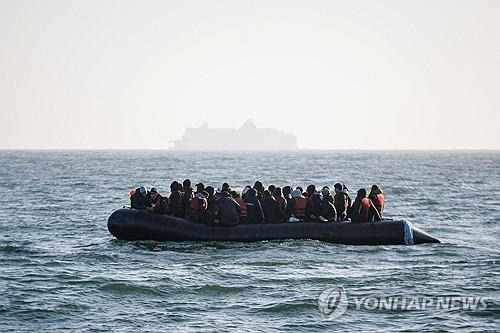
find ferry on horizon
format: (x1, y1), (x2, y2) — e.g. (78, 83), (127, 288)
(170, 119), (297, 151)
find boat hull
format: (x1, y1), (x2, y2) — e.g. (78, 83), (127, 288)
(107, 208), (440, 245)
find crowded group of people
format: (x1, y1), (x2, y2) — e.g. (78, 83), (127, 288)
(129, 179), (385, 226)
(130, 179), (385, 225)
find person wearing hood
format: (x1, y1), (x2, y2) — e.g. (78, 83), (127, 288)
(253, 181), (265, 202)
(334, 183), (351, 221)
(188, 191), (208, 223)
(241, 185), (251, 200)
(290, 189), (307, 220)
(369, 185), (385, 220)
(350, 188), (381, 223)
(245, 188), (265, 224)
(318, 187), (336, 222)
(130, 186), (149, 210)
(215, 190), (241, 226)
(262, 190), (286, 223)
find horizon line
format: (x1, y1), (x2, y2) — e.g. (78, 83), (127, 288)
(1, 148), (499, 152)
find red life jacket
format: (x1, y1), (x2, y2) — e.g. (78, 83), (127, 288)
(189, 197), (207, 220)
(292, 197), (307, 217)
(373, 193), (384, 215)
(234, 197), (248, 219)
(360, 197), (371, 221)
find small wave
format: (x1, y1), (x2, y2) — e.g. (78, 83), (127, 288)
(192, 284), (248, 294)
(257, 301), (317, 313)
(0, 244), (36, 255)
(99, 283), (166, 296)
(246, 261), (290, 267)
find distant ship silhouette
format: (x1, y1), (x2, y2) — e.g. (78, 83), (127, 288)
(170, 119), (297, 150)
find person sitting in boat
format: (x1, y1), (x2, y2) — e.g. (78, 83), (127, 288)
(232, 190), (248, 223)
(221, 182), (231, 193)
(146, 187), (169, 214)
(318, 187), (337, 222)
(305, 184), (322, 221)
(268, 184), (276, 196)
(290, 189), (307, 221)
(281, 186), (293, 218)
(350, 188), (381, 223)
(168, 181), (185, 218)
(182, 179), (194, 218)
(273, 187), (287, 212)
(204, 186), (218, 224)
(369, 184), (385, 220)
(262, 190), (286, 223)
(195, 182), (205, 195)
(189, 191), (208, 223)
(334, 183), (351, 221)
(130, 186), (149, 210)
(253, 181), (265, 202)
(241, 185), (251, 200)
(245, 188), (265, 224)
(296, 186), (305, 196)
(215, 190), (241, 225)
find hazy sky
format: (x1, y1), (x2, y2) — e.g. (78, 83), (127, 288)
(1, 0), (499, 149)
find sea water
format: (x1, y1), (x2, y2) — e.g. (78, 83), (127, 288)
(0, 150), (499, 332)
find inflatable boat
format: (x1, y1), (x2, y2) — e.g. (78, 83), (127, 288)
(107, 208), (440, 245)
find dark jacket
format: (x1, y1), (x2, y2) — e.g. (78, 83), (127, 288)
(182, 187), (194, 217)
(169, 190), (184, 218)
(131, 189), (149, 210)
(320, 200), (337, 222)
(306, 193), (323, 220)
(204, 196), (218, 224)
(262, 196), (286, 223)
(245, 189), (265, 224)
(216, 196), (241, 226)
(334, 191), (350, 221)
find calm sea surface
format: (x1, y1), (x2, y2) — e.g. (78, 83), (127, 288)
(0, 150), (499, 332)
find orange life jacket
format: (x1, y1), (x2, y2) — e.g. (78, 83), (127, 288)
(234, 197), (248, 219)
(360, 197), (371, 221)
(292, 196), (307, 217)
(189, 197), (207, 220)
(373, 193), (384, 215)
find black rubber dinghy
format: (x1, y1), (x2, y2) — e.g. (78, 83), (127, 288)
(108, 208), (440, 245)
